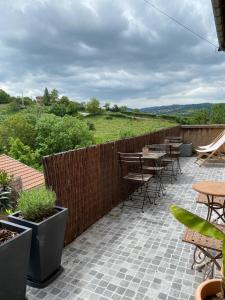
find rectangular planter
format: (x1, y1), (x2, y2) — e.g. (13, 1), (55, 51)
(0, 220), (32, 300)
(9, 206), (68, 288)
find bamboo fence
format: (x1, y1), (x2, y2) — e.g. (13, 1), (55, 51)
(43, 125), (181, 245)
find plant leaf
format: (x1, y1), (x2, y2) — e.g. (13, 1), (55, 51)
(170, 205), (225, 241)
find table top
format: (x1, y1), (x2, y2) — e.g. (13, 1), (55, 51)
(142, 152), (166, 160)
(192, 181), (225, 197)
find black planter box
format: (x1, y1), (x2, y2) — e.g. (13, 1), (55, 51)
(9, 206), (68, 288)
(0, 220), (32, 300)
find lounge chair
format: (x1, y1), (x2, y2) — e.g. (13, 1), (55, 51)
(195, 132), (225, 166)
(196, 129), (225, 150)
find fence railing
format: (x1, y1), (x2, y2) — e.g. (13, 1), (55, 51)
(181, 125), (225, 148)
(43, 125), (181, 245)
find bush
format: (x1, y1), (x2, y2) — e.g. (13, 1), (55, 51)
(0, 170), (13, 187)
(17, 187), (56, 222)
(7, 138), (40, 170)
(35, 114), (94, 156)
(105, 115), (113, 120)
(0, 114), (36, 151)
(119, 128), (135, 139)
(87, 122), (95, 131)
(0, 171), (14, 212)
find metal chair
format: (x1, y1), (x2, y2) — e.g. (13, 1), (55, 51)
(146, 144), (177, 183)
(182, 225), (224, 280)
(118, 152), (153, 212)
(142, 157), (165, 199)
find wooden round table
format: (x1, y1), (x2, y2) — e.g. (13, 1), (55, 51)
(193, 181), (225, 222)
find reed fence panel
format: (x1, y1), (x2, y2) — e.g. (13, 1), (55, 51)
(43, 125), (181, 245)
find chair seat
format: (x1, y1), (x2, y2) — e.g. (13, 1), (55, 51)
(182, 226), (224, 251)
(142, 166), (164, 171)
(123, 173), (153, 182)
(162, 158), (176, 163)
(196, 193), (225, 206)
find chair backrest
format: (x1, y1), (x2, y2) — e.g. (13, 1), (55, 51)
(208, 132), (225, 151)
(165, 136), (183, 143)
(146, 144), (172, 155)
(200, 129), (225, 149)
(117, 152), (144, 177)
(210, 129), (225, 147)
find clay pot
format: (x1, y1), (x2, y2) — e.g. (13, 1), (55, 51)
(195, 279), (222, 300)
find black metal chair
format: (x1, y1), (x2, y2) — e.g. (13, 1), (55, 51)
(146, 144), (177, 183)
(117, 152), (153, 212)
(142, 157), (166, 199)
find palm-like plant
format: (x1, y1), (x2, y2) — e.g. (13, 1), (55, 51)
(170, 205), (225, 298)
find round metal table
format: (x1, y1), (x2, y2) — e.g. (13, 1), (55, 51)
(193, 181), (225, 222)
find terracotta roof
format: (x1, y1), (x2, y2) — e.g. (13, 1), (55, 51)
(0, 154), (45, 190)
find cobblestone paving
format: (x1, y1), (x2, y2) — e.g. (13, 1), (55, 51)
(27, 157), (225, 300)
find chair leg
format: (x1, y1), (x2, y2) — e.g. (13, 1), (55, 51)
(177, 157), (182, 174)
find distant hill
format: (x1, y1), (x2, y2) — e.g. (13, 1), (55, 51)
(140, 103), (213, 115)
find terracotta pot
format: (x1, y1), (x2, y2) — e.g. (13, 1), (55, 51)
(195, 279), (222, 300)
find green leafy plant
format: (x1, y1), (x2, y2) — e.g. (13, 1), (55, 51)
(0, 170), (13, 188)
(0, 170), (15, 212)
(170, 205), (225, 298)
(17, 187), (56, 222)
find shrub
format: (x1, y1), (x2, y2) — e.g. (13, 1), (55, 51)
(87, 122), (96, 131)
(0, 170), (15, 212)
(7, 138), (40, 169)
(35, 114), (94, 156)
(119, 128), (135, 139)
(0, 170), (13, 188)
(17, 187), (56, 222)
(105, 115), (113, 120)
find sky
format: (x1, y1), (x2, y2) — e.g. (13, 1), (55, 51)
(0, 0), (225, 108)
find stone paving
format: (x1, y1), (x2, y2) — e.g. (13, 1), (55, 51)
(27, 157), (225, 300)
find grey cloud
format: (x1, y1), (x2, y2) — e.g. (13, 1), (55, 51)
(0, 0), (224, 107)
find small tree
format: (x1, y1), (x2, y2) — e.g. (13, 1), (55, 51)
(190, 109), (209, 124)
(119, 106), (128, 113)
(0, 114), (36, 151)
(0, 89), (11, 104)
(50, 89), (59, 103)
(8, 138), (40, 169)
(111, 104), (120, 112)
(210, 104), (225, 124)
(103, 103), (111, 111)
(35, 114), (94, 156)
(50, 103), (67, 117)
(86, 98), (101, 114)
(43, 88), (51, 106)
(66, 102), (79, 115)
(133, 108), (140, 117)
(60, 96), (70, 105)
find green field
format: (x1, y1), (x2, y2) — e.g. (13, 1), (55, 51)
(87, 115), (177, 144)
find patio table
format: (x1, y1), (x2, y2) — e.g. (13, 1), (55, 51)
(141, 152), (166, 160)
(192, 181), (225, 223)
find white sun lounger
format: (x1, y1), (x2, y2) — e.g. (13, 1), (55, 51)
(195, 132), (225, 166)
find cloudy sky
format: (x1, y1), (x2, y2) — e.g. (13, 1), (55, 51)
(0, 0), (224, 108)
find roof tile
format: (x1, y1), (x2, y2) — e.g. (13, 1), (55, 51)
(0, 154), (45, 190)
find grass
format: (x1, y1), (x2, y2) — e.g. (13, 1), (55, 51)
(87, 115), (177, 144)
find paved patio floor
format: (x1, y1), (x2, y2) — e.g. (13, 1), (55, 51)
(27, 157), (225, 300)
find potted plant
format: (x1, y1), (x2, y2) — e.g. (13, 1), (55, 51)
(0, 220), (32, 300)
(170, 205), (225, 300)
(8, 186), (68, 288)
